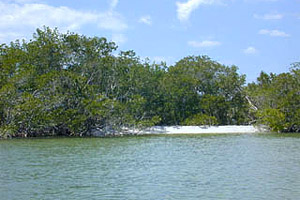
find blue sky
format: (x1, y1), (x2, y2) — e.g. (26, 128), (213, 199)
(1, 0), (299, 82)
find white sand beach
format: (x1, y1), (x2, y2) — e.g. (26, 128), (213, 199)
(89, 125), (269, 136)
(123, 125), (269, 135)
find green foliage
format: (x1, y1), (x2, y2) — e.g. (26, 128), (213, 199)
(0, 124), (18, 138)
(257, 109), (285, 132)
(162, 55), (248, 125)
(1, 26), (298, 137)
(136, 116), (162, 128)
(247, 67), (300, 132)
(182, 113), (218, 126)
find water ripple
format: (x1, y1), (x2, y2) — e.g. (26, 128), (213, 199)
(1, 134), (300, 200)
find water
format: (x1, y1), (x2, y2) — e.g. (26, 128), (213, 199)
(1, 133), (300, 200)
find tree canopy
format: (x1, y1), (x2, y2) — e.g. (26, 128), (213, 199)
(246, 65), (300, 132)
(0, 27), (299, 138)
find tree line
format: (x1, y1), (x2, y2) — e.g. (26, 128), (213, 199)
(0, 27), (299, 138)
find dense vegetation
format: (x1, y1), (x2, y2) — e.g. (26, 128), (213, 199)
(0, 27), (299, 138)
(246, 66), (300, 133)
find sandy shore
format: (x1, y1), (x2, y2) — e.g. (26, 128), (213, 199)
(123, 125), (269, 135)
(89, 125), (269, 136)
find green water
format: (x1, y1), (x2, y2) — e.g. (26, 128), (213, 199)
(1, 134), (300, 200)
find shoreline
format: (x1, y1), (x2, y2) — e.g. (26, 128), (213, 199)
(142, 125), (269, 135)
(1, 125), (270, 139)
(91, 125), (270, 136)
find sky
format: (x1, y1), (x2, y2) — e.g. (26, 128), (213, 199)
(0, 0), (299, 82)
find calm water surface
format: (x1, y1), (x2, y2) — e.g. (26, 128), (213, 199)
(1, 133), (300, 200)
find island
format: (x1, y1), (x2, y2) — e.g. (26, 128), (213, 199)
(0, 27), (299, 138)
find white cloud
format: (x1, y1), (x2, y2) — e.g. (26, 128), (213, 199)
(3, 0), (40, 3)
(112, 33), (127, 45)
(259, 29), (290, 37)
(0, 32), (25, 43)
(254, 13), (283, 20)
(188, 40), (221, 47)
(139, 15), (152, 25)
(0, 1), (127, 43)
(244, 0), (279, 2)
(96, 12), (127, 31)
(110, 0), (118, 9)
(243, 46), (258, 54)
(176, 0), (216, 22)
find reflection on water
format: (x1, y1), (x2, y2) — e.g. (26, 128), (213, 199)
(1, 134), (300, 200)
